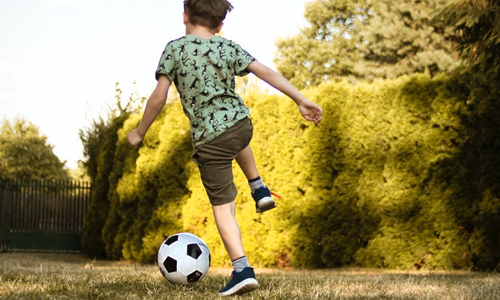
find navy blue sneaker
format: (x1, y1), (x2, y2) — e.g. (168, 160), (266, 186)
(218, 267), (259, 296)
(252, 186), (277, 213)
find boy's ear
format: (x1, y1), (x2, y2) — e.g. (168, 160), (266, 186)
(215, 22), (224, 33)
(183, 12), (188, 25)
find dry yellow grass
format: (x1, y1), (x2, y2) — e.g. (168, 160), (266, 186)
(1, 253), (499, 299)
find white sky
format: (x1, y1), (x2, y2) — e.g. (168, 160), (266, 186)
(0, 0), (309, 169)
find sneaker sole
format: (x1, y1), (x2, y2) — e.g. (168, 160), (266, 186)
(218, 278), (259, 296)
(256, 197), (276, 213)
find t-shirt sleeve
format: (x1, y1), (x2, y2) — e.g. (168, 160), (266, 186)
(233, 43), (256, 77)
(155, 43), (177, 82)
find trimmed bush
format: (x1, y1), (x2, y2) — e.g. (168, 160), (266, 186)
(81, 72), (500, 270)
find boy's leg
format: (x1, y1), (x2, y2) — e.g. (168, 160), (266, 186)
(212, 201), (244, 260)
(213, 201), (259, 296)
(235, 145), (259, 180)
(212, 201), (250, 271)
(191, 118), (260, 296)
(236, 145), (276, 213)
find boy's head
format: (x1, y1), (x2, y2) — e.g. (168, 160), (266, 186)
(183, 0), (233, 30)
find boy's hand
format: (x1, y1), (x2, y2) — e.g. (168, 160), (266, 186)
(127, 129), (144, 148)
(299, 99), (323, 126)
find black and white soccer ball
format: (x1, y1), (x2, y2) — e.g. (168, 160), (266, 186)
(157, 232), (211, 285)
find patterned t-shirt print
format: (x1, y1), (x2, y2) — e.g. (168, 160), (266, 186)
(156, 35), (256, 146)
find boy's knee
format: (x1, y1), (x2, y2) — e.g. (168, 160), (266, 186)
(212, 201), (236, 219)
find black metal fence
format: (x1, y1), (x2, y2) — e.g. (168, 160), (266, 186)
(0, 178), (91, 252)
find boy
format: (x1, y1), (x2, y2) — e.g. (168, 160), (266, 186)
(127, 0), (323, 296)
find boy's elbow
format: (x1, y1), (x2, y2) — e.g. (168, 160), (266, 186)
(150, 78), (170, 106)
(149, 93), (167, 109)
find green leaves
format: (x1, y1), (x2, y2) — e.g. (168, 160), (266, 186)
(0, 118), (69, 181)
(275, 0), (460, 86)
(434, 0), (500, 76)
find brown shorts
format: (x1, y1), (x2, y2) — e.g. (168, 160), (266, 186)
(191, 117), (253, 206)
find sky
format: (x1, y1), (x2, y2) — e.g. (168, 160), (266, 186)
(0, 0), (309, 169)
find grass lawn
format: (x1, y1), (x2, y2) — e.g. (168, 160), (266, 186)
(0, 253), (499, 299)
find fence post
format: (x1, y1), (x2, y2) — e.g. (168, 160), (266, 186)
(1, 179), (12, 252)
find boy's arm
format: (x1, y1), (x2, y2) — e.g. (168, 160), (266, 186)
(246, 61), (323, 125)
(127, 75), (171, 148)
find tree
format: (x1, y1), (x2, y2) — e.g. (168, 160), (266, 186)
(0, 117), (69, 180)
(274, 0), (369, 88)
(434, 0), (500, 76)
(79, 82), (142, 258)
(356, 0), (460, 80)
(274, 0), (460, 88)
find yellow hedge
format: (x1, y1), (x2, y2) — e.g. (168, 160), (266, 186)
(82, 72), (500, 270)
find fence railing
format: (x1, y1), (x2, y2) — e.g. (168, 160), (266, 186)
(0, 178), (91, 252)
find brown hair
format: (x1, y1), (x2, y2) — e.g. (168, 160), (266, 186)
(184, 0), (233, 30)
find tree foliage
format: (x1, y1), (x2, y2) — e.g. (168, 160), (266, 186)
(274, 0), (368, 87)
(357, 0), (459, 79)
(79, 113), (130, 258)
(274, 0), (460, 88)
(79, 83), (141, 258)
(434, 0), (500, 76)
(0, 117), (69, 180)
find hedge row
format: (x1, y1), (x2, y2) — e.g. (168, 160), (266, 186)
(81, 72), (500, 270)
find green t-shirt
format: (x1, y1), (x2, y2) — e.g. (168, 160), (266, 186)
(156, 35), (256, 146)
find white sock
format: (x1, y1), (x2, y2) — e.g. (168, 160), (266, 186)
(248, 177), (265, 193)
(232, 256), (250, 273)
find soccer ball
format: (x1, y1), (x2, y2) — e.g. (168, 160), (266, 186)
(157, 232), (211, 285)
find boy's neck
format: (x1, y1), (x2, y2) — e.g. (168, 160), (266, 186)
(185, 24), (217, 39)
